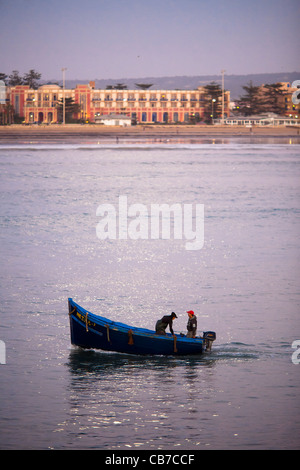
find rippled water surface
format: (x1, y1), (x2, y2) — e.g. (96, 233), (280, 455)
(0, 139), (299, 449)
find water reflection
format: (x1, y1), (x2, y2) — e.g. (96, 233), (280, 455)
(2, 135), (300, 147)
(66, 341), (260, 379)
(59, 348), (219, 449)
(67, 347), (216, 377)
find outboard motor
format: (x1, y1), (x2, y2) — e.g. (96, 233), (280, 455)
(203, 331), (216, 351)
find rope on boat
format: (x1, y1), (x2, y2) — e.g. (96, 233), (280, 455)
(85, 312), (89, 332)
(106, 324), (111, 343)
(128, 329), (134, 345)
(69, 307), (76, 316)
(173, 335), (178, 353)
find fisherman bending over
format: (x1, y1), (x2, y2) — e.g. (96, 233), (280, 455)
(155, 312), (177, 335)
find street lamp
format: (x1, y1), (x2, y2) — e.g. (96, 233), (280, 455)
(61, 68), (67, 125)
(211, 98), (216, 124)
(221, 69), (226, 124)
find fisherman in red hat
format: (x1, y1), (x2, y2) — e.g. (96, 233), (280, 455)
(186, 310), (197, 338)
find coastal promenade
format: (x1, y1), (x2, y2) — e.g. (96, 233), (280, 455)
(0, 124), (299, 143)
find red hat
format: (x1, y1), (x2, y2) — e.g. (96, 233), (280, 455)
(187, 310), (194, 315)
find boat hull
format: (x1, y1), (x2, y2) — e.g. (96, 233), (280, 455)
(68, 298), (206, 356)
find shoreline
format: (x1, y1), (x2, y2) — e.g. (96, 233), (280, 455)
(0, 124), (299, 143)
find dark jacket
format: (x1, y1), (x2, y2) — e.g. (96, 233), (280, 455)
(156, 315), (175, 335)
(187, 315), (197, 334)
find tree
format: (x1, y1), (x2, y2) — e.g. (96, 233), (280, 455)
(0, 103), (14, 125)
(56, 97), (81, 123)
(6, 69), (42, 88)
(236, 81), (264, 115)
(236, 81), (287, 116)
(202, 82), (223, 123)
(262, 83), (285, 115)
(114, 83), (127, 89)
(0, 73), (8, 85)
(135, 83), (153, 90)
(23, 69), (41, 89)
(106, 83), (127, 90)
(8, 70), (23, 86)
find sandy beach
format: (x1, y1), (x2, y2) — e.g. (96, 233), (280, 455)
(0, 123), (299, 144)
(1, 123), (300, 136)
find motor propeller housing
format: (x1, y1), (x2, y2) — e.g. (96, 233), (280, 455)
(203, 331), (216, 351)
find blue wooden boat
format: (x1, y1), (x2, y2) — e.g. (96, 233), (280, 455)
(68, 298), (216, 356)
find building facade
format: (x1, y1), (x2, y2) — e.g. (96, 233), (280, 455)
(95, 113), (132, 126)
(8, 84), (63, 124)
(217, 113), (300, 126)
(6, 81), (231, 124)
(276, 82), (300, 119)
(4, 80), (300, 125)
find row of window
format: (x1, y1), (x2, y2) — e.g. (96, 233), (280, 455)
(24, 92), (209, 102)
(27, 94), (59, 101)
(24, 101), (203, 110)
(27, 110), (200, 123)
(93, 94), (205, 101)
(226, 119), (299, 125)
(93, 101), (200, 109)
(131, 111), (199, 122)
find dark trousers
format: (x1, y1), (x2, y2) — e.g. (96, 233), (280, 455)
(155, 320), (166, 335)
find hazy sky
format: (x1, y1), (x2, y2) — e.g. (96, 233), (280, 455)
(0, 0), (299, 81)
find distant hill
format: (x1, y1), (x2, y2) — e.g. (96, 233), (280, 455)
(47, 72), (300, 100)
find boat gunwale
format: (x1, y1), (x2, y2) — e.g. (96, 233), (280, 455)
(68, 298), (204, 345)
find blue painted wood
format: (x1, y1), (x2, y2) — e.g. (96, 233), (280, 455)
(68, 298), (206, 356)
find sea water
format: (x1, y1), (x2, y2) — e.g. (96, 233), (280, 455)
(0, 137), (299, 450)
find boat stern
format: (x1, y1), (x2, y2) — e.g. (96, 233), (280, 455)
(203, 331), (216, 351)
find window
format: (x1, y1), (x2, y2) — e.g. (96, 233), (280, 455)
(15, 95), (20, 114)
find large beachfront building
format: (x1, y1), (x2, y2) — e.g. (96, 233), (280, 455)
(7, 81), (231, 124)
(5, 80), (299, 125)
